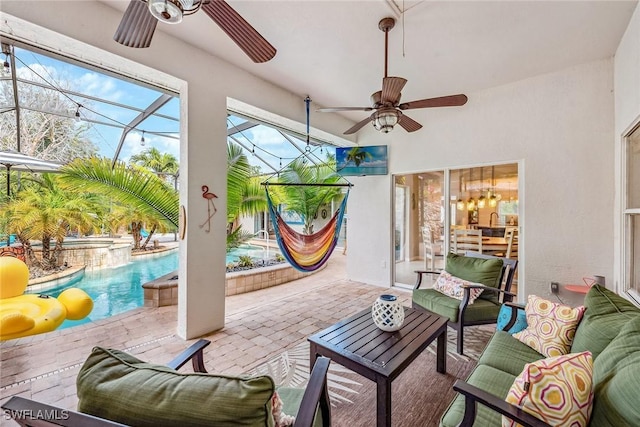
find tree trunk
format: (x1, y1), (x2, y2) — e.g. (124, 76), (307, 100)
(140, 224), (157, 250)
(41, 234), (55, 269)
(131, 221), (141, 249)
(52, 237), (64, 268)
(17, 234), (41, 269)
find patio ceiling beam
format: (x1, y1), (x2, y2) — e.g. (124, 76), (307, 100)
(112, 93), (173, 168)
(227, 119), (258, 136)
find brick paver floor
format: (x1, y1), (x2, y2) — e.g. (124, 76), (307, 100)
(0, 252), (412, 415)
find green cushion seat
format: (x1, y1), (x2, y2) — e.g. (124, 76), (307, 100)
(590, 317), (640, 427)
(440, 364), (516, 427)
(77, 346), (277, 427)
(571, 284), (640, 360)
(413, 288), (501, 323)
(477, 330), (545, 376)
(445, 253), (504, 303)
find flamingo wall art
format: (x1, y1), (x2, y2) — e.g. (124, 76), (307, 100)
(200, 185), (218, 232)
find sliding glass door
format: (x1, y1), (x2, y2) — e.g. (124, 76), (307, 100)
(393, 164), (519, 287)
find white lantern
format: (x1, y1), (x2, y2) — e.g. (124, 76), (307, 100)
(371, 294), (405, 331)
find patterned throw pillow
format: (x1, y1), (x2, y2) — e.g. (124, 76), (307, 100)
(513, 295), (585, 357)
(272, 391), (295, 427)
(496, 304), (528, 334)
(432, 271), (484, 304)
(503, 351), (594, 427)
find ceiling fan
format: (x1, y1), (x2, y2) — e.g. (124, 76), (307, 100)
(318, 17), (468, 135)
(113, 0), (276, 63)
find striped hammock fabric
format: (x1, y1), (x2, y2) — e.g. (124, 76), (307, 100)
(266, 189), (348, 272)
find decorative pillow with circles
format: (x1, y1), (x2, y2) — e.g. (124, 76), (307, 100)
(503, 351), (594, 427)
(513, 295), (585, 357)
(432, 271), (484, 304)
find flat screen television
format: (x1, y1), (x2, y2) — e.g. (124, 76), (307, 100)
(335, 145), (388, 176)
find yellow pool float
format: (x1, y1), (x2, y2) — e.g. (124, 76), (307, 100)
(0, 257), (93, 341)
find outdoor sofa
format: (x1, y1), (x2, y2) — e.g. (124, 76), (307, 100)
(440, 284), (640, 426)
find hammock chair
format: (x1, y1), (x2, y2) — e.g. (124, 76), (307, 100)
(265, 188), (349, 272)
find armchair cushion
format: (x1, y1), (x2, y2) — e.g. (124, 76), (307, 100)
(503, 351), (594, 427)
(77, 346), (277, 427)
(445, 253), (503, 303)
(433, 271), (484, 303)
(513, 295), (585, 358)
(413, 288), (501, 323)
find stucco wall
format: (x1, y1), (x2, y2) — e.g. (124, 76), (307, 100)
(614, 4), (640, 293)
(347, 59), (616, 305)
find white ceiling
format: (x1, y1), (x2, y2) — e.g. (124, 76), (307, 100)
(103, 0), (637, 125)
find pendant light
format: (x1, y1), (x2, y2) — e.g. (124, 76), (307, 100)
(489, 166), (498, 207)
(477, 167), (486, 209)
(467, 168), (476, 211)
(457, 170), (465, 210)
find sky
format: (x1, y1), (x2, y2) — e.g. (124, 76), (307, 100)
(10, 46), (335, 173)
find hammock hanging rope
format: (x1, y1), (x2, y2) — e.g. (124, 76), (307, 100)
(266, 188), (349, 272)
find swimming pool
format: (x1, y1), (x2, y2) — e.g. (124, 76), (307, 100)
(38, 244), (276, 330)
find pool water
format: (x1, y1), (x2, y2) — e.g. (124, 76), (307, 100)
(39, 244), (275, 330)
(43, 251), (179, 330)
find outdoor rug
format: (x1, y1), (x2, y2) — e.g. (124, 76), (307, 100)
(246, 325), (494, 426)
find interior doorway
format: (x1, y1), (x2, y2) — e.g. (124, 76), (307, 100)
(393, 163), (519, 287)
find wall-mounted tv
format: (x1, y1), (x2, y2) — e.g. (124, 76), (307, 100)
(335, 145), (388, 176)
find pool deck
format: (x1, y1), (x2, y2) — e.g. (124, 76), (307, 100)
(0, 251), (411, 413)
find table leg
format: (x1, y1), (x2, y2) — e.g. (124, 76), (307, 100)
(437, 328), (446, 374)
(309, 342), (319, 373)
(376, 377), (391, 427)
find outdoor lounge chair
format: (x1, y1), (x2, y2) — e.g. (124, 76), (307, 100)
(1, 339), (331, 427)
(412, 251), (518, 355)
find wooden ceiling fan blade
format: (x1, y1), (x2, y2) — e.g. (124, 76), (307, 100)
(381, 77), (407, 104)
(397, 114), (423, 132)
(344, 116), (373, 135)
(317, 107), (373, 113)
(114, 0), (158, 48)
(202, 0), (277, 63)
(399, 94), (468, 110)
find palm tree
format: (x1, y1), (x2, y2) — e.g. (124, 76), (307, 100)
(279, 158), (342, 234)
(226, 141), (275, 249)
(58, 157), (179, 249)
(130, 147), (179, 187)
(7, 174), (102, 269)
(344, 146), (372, 167)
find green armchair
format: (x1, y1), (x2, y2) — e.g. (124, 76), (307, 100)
(413, 251), (518, 355)
(1, 339), (331, 427)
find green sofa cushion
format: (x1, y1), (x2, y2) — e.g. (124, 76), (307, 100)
(77, 346), (276, 427)
(440, 364), (515, 427)
(590, 317), (640, 427)
(445, 253), (504, 303)
(571, 284), (640, 359)
(412, 288), (501, 323)
(477, 330), (545, 376)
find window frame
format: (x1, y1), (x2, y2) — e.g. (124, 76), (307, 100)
(623, 119), (640, 305)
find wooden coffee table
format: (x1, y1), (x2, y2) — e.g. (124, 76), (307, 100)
(308, 306), (448, 427)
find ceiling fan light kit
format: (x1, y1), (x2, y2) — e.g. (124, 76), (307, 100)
(318, 17), (468, 135)
(147, 0), (201, 24)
